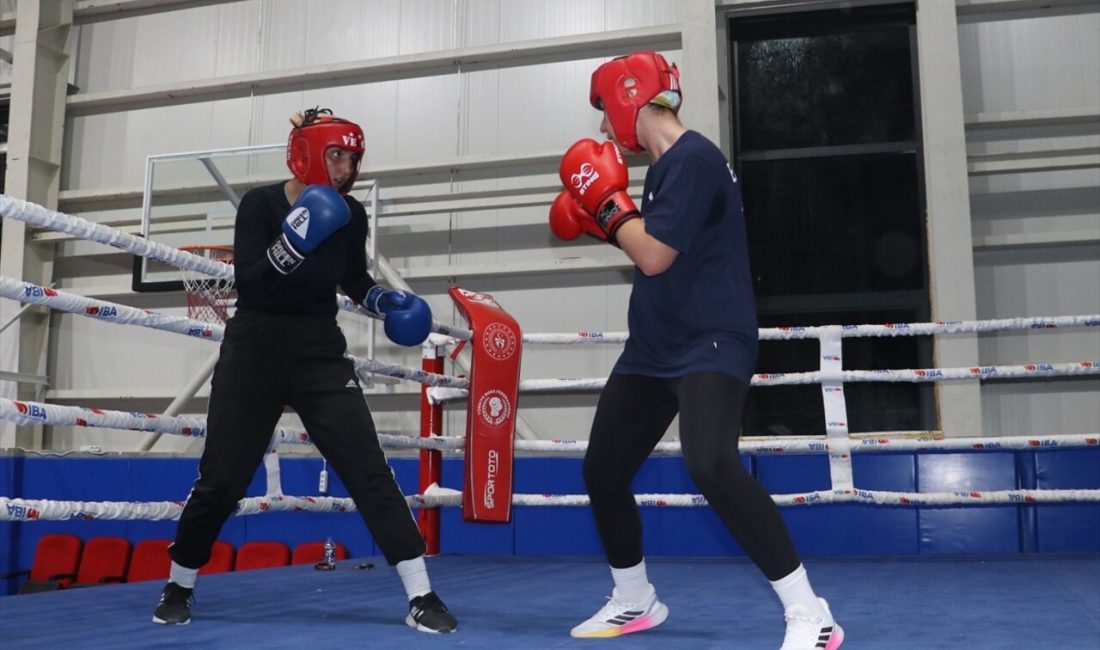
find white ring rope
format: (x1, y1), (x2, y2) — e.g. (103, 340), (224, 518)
(0, 195), (230, 278)
(522, 332), (631, 344)
(0, 495), (362, 522)
(7, 273), (1093, 401)
(6, 397), (1095, 457)
(506, 434), (1100, 455)
(0, 193), (467, 339)
(3, 393), (1097, 521)
(413, 488), (1100, 508)
(753, 362), (1100, 384)
(335, 294), (473, 341)
(521, 315), (1100, 344)
(10, 190), (1094, 348)
(0, 276), (469, 389)
(3, 196), (1099, 522)
(4, 397), (1097, 457)
(3, 272), (1098, 519)
(427, 360), (1100, 403)
(0, 397), (451, 451)
(1, 276), (222, 340)
(10, 484), (1100, 522)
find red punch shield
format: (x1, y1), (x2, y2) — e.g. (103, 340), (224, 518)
(449, 287), (522, 523)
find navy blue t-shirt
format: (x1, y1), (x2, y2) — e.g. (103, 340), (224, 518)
(613, 131), (758, 383)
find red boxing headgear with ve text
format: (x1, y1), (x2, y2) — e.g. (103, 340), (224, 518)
(589, 51), (681, 153)
(286, 108), (365, 195)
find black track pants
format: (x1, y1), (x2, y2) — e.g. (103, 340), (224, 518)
(583, 372), (800, 581)
(169, 311), (425, 569)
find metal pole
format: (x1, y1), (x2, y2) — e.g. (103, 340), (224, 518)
(418, 342), (445, 555)
(0, 302), (36, 335)
(137, 347), (220, 451)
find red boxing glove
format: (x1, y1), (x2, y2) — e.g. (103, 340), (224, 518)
(549, 190), (608, 243)
(559, 139), (640, 244)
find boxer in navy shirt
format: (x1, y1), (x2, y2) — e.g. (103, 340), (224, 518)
(551, 53), (843, 650)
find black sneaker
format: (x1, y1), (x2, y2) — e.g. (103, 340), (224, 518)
(152, 582), (194, 625)
(406, 591), (458, 633)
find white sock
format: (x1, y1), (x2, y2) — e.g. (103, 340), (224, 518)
(395, 556), (431, 601)
(169, 561), (199, 589)
(610, 559), (651, 602)
(770, 564), (827, 618)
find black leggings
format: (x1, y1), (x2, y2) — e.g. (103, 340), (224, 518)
(169, 312), (425, 569)
(583, 372), (800, 581)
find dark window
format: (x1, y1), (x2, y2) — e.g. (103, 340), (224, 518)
(741, 153), (924, 295)
(746, 309), (935, 437)
(736, 25), (917, 150)
(729, 4), (935, 436)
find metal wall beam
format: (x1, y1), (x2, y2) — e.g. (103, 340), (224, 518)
(0, 0), (243, 36)
(680, 0), (723, 145)
(0, 1), (75, 449)
(715, 0), (906, 16)
(966, 105), (1100, 130)
(56, 149), (569, 213)
(915, 0), (984, 437)
(66, 25), (682, 116)
(955, 0), (1100, 18)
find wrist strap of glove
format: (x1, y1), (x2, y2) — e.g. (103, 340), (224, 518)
(596, 199), (640, 245)
(364, 285), (387, 318)
(267, 233), (305, 275)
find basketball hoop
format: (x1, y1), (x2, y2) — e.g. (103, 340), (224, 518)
(179, 245), (235, 323)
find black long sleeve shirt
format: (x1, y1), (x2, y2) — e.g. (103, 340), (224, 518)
(233, 182), (376, 317)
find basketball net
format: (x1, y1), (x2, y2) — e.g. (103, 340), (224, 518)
(180, 245), (235, 323)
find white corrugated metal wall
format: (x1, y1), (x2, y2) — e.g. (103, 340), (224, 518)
(3, 0), (1097, 452)
(959, 8), (1100, 436)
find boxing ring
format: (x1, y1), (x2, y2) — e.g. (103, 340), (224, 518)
(1, 194), (1098, 649)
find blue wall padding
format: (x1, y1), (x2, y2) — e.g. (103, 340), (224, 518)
(1034, 448), (1100, 552)
(2, 448), (1098, 595)
(916, 453), (1021, 554)
(757, 453), (920, 555)
(1015, 451), (1039, 552)
(513, 456), (599, 556)
(633, 455), (749, 557)
(440, 457), (515, 555)
(1, 456), (18, 588)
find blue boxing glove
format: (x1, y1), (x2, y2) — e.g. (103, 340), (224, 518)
(267, 185), (351, 274)
(364, 285), (432, 347)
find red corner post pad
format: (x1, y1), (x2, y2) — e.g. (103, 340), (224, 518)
(448, 287), (522, 523)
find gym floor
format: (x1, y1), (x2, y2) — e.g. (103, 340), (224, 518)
(2, 554), (1097, 649)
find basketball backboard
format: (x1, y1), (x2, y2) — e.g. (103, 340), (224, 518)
(132, 144), (285, 292)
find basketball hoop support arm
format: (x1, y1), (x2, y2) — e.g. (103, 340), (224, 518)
(136, 347), (221, 451)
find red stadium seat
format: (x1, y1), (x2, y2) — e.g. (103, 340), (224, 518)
(126, 539), (172, 583)
(235, 541), (290, 572)
(2, 534), (83, 593)
(199, 540), (236, 575)
(74, 536), (131, 587)
(292, 541), (348, 565)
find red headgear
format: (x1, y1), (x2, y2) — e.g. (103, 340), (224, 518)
(286, 108), (365, 194)
(589, 51), (681, 153)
